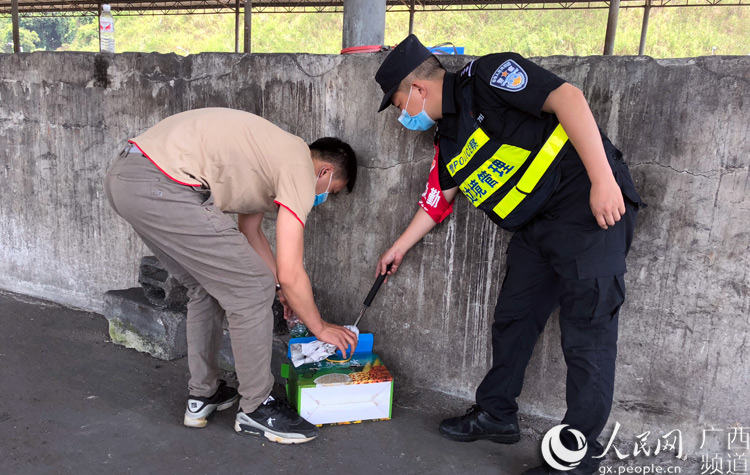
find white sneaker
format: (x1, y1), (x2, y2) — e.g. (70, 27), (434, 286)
(183, 380), (239, 428)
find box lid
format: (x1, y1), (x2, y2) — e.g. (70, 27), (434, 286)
(287, 333), (374, 359)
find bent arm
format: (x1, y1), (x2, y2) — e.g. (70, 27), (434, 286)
(275, 207), (322, 333)
(376, 186), (458, 278)
(275, 207), (357, 355)
(543, 83), (612, 187)
(543, 83), (624, 228)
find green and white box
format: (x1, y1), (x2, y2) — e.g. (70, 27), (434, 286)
(282, 334), (393, 426)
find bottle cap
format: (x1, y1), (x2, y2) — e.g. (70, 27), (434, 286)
(102, 4), (111, 12)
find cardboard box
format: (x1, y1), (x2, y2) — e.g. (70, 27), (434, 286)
(281, 333), (393, 426)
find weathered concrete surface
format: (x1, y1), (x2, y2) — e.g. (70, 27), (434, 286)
(103, 288), (188, 360)
(1, 52), (749, 450)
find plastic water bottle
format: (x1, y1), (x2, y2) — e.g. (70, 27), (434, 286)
(99, 4), (115, 53)
(286, 314), (309, 338)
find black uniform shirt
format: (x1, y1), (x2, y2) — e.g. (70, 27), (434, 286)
(436, 53), (589, 212)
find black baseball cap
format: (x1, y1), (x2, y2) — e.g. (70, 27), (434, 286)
(375, 34), (434, 112)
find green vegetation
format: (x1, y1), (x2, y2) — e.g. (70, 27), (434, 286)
(1, 6), (748, 57)
(1, 14), (82, 52)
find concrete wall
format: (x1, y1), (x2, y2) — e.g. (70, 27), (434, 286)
(1, 52), (748, 447)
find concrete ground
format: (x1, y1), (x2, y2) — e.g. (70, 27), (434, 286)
(1, 291), (547, 475)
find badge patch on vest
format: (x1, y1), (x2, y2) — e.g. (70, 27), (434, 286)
(490, 60), (528, 92)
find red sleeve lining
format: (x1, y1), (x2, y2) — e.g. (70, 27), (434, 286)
(128, 140), (202, 187)
(274, 200), (305, 228)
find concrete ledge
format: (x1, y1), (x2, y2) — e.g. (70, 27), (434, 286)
(103, 284), (288, 381)
(103, 288), (187, 360)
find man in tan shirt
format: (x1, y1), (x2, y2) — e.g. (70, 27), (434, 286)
(104, 108), (358, 444)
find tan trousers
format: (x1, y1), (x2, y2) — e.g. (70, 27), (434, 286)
(104, 147), (275, 412)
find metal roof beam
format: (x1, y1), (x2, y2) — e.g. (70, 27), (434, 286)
(1, 0), (748, 17)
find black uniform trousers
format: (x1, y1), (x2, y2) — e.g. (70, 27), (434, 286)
(475, 162), (639, 459)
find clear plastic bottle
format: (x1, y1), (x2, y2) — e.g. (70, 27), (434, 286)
(99, 4), (115, 53)
(286, 314), (309, 338)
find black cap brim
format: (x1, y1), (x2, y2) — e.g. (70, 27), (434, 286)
(375, 34), (433, 113)
(378, 83), (399, 112)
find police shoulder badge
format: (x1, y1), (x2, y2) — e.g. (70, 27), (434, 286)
(490, 59), (528, 92)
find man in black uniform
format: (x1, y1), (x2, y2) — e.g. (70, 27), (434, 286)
(373, 35), (644, 475)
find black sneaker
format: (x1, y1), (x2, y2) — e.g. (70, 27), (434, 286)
(438, 404), (521, 444)
(234, 395), (319, 444)
(183, 380), (239, 428)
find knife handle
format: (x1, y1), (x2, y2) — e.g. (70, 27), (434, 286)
(364, 264), (392, 307)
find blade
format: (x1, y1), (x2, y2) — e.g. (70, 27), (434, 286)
(352, 305), (367, 328)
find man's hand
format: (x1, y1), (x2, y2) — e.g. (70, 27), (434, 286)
(375, 246), (406, 282)
(590, 177), (625, 229)
(314, 321), (358, 359)
(276, 288), (294, 320)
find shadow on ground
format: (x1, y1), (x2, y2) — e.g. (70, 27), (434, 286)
(1, 291), (546, 475)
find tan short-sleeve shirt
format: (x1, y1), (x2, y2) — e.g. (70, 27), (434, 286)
(130, 108), (315, 225)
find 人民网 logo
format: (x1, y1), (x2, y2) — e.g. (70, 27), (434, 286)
(490, 59), (528, 92)
(541, 424), (588, 471)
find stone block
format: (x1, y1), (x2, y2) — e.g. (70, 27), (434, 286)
(103, 288), (187, 360)
(137, 255), (288, 333)
(138, 256), (188, 310)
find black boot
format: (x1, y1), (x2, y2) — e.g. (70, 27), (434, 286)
(439, 405), (520, 444)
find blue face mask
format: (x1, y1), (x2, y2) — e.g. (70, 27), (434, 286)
(313, 170), (333, 207)
(398, 87), (436, 132)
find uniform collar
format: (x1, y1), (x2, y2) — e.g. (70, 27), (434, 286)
(437, 71), (459, 141)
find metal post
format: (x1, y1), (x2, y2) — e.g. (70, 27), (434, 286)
(235, 0), (240, 53)
(638, 0), (651, 56)
(243, 0), (251, 53)
(603, 0), (621, 55)
(11, 0), (20, 53)
(342, 0), (386, 49)
(408, 0), (415, 36)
